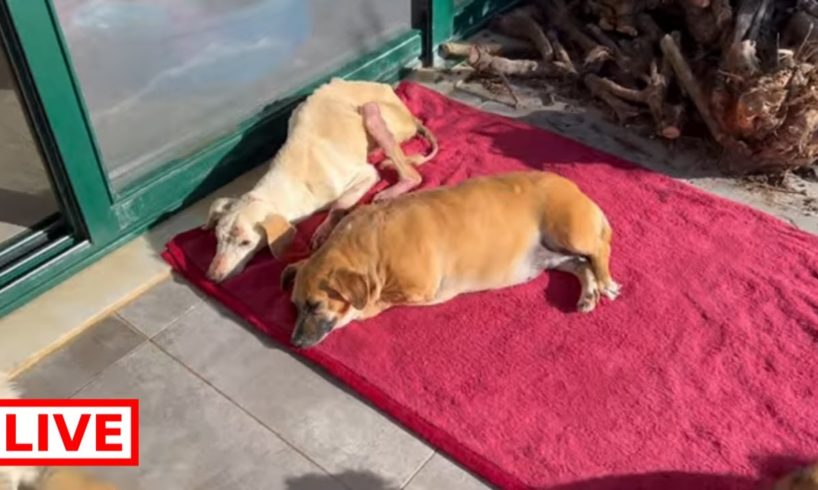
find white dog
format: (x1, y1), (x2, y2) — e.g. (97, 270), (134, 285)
(203, 78), (438, 282)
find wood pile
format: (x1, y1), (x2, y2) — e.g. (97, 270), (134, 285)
(441, 0), (818, 174)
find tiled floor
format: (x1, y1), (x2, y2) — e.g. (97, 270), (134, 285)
(14, 276), (489, 490)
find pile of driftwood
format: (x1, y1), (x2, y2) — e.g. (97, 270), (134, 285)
(441, 0), (818, 174)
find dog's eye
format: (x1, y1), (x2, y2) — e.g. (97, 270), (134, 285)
(239, 240), (252, 247)
(305, 300), (320, 312)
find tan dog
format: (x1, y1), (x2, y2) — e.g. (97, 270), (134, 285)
(281, 171), (619, 347)
(204, 78), (438, 282)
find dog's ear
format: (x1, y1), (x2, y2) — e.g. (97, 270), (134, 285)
(324, 269), (373, 310)
(260, 214), (296, 259)
(203, 197), (235, 230)
(280, 260), (304, 291)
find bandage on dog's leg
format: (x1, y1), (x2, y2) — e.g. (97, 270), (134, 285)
(361, 102), (421, 201)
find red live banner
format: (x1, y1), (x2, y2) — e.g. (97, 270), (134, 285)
(0, 399), (138, 466)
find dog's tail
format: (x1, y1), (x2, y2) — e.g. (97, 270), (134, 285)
(411, 118), (439, 165)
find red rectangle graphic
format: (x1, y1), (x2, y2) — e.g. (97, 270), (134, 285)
(0, 399), (138, 466)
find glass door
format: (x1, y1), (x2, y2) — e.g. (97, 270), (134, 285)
(0, 34), (73, 284)
(51, 0), (415, 194)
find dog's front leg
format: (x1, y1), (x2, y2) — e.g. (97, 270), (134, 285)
(311, 168), (379, 249)
(361, 102), (422, 201)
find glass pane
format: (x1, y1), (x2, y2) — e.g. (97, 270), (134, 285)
(53, 0), (412, 190)
(0, 42), (60, 246)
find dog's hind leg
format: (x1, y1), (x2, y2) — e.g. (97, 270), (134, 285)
(554, 258), (600, 313)
(542, 208), (620, 305)
(311, 167), (379, 249)
(361, 102), (422, 201)
(588, 219), (620, 300)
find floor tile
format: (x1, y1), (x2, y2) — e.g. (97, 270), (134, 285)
(14, 316), (144, 398)
(0, 237), (168, 373)
(405, 454), (493, 490)
(154, 302), (433, 490)
(74, 343), (343, 490)
(117, 276), (202, 337)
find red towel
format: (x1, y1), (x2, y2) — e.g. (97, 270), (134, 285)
(164, 82), (818, 489)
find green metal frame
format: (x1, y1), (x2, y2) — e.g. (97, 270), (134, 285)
(426, 0), (522, 64)
(0, 0), (422, 316)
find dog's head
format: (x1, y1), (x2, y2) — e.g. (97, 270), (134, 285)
(204, 197), (295, 282)
(280, 257), (378, 348)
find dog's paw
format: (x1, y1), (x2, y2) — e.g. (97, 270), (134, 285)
(601, 281), (621, 300)
(577, 289), (599, 313)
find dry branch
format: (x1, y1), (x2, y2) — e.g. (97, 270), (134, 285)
(440, 41), (536, 59)
(582, 0), (640, 36)
(472, 0), (818, 172)
(467, 46), (545, 76)
(584, 63), (682, 138)
(660, 33), (725, 143)
(535, 0), (600, 53)
(584, 74), (642, 121)
(494, 7), (554, 62)
(547, 30), (578, 75)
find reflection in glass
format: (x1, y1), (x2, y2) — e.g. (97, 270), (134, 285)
(53, 0), (412, 189)
(0, 44), (59, 246)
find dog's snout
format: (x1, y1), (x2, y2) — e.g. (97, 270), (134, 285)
(290, 330), (314, 349)
(207, 256), (230, 282)
(291, 314), (335, 349)
(291, 335), (307, 348)
(206, 267), (226, 282)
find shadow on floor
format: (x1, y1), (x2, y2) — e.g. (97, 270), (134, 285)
(283, 461), (807, 490)
(286, 470), (399, 490)
(509, 108), (724, 180)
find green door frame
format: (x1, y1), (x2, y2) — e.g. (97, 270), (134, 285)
(0, 0), (422, 316)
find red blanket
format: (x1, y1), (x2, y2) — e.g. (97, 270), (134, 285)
(164, 82), (818, 489)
